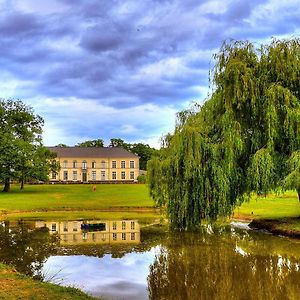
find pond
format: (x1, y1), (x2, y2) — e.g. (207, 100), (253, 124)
(0, 219), (300, 300)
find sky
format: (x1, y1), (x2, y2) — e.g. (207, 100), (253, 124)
(0, 0), (300, 147)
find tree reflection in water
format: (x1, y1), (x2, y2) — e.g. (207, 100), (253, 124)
(147, 226), (300, 300)
(0, 221), (59, 279)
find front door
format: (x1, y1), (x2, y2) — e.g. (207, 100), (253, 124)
(101, 171), (105, 181)
(82, 171), (87, 182)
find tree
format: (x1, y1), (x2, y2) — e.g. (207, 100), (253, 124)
(109, 138), (158, 170)
(284, 151), (300, 201)
(130, 143), (158, 170)
(148, 39), (300, 229)
(55, 143), (68, 147)
(109, 138), (129, 149)
(0, 99), (56, 192)
(76, 139), (104, 147)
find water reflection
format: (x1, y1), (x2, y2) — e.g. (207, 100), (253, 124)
(0, 221), (58, 278)
(147, 226), (300, 300)
(35, 220), (140, 245)
(0, 221), (300, 300)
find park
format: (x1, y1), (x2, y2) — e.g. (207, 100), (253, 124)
(0, 26), (300, 300)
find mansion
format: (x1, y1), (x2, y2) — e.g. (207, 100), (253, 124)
(48, 146), (139, 183)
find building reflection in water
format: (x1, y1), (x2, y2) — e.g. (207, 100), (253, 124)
(35, 220), (140, 245)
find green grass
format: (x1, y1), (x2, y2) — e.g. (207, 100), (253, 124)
(0, 263), (96, 300)
(234, 190), (300, 219)
(0, 184), (158, 222)
(0, 184), (153, 211)
(234, 190), (300, 236)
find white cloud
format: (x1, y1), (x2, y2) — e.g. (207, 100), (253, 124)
(32, 97), (177, 148)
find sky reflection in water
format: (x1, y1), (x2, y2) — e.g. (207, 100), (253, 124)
(43, 250), (158, 300)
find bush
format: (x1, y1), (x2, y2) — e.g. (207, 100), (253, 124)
(137, 174), (147, 184)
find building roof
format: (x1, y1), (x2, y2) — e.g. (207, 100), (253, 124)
(47, 147), (139, 158)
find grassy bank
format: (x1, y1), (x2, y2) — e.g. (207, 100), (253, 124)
(234, 191), (300, 220)
(0, 184), (158, 221)
(0, 263), (96, 300)
(234, 191), (300, 237)
(1, 184), (299, 234)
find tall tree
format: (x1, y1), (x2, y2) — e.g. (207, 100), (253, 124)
(0, 99), (55, 192)
(148, 39), (300, 229)
(76, 139), (104, 147)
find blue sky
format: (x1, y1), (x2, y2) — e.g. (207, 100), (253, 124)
(1, 0), (300, 147)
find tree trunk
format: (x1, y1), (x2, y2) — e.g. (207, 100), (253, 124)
(2, 178), (10, 192)
(20, 178), (24, 190)
(297, 188), (300, 202)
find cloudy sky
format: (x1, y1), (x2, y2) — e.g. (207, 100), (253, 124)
(1, 0), (299, 147)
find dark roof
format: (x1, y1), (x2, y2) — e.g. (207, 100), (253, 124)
(47, 147), (139, 158)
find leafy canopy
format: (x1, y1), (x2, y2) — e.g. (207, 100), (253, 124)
(0, 99), (57, 191)
(148, 39), (300, 229)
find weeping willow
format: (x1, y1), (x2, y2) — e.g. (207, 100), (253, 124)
(148, 39), (300, 229)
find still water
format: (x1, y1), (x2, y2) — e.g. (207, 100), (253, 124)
(0, 220), (300, 300)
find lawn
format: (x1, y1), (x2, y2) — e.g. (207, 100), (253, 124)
(234, 190), (300, 220)
(1, 184), (299, 231)
(0, 184), (153, 211)
(0, 184), (159, 222)
(0, 263), (96, 300)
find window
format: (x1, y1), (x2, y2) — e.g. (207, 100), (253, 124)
(112, 161), (116, 168)
(121, 171), (125, 180)
(51, 172), (57, 180)
(130, 171), (134, 180)
(121, 161), (126, 168)
(92, 171), (96, 181)
(122, 233), (126, 240)
(112, 171), (116, 180)
(63, 222), (68, 232)
(130, 161), (135, 168)
(92, 161), (96, 169)
(73, 160), (77, 168)
(101, 160), (106, 168)
(73, 222), (78, 232)
(131, 233), (135, 240)
(73, 234), (77, 241)
(63, 160), (68, 168)
(63, 171), (68, 181)
(122, 221), (126, 230)
(112, 222), (117, 230)
(131, 221), (135, 230)
(113, 233), (117, 240)
(92, 233), (96, 241)
(73, 171), (77, 181)
(82, 160), (87, 169)
(51, 223), (57, 231)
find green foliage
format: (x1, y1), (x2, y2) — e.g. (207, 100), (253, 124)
(148, 38), (300, 229)
(0, 99), (55, 191)
(76, 139), (104, 147)
(109, 138), (158, 170)
(284, 151), (300, 200)
(137, 174), (147, 183)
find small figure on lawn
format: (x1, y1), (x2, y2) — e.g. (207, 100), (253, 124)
(92, 185), (96, 192)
